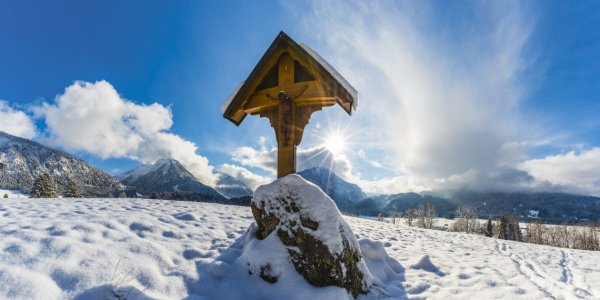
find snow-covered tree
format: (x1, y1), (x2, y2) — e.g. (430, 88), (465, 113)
(30, 173), (58, 198)
(64, 181), (82, 198)
(452, 204), (478, 233)
(29, 175), (42, 198)
(424, 200), (437, 229)
(405, 208), (414, 226)
(414, 202), (426, 228)
(389, 210), (397, 225)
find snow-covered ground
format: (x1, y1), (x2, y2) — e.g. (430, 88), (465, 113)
(0, 190), (28, 199)
(0, 197), (598, 299)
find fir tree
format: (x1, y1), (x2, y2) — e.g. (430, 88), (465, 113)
(498, 214), (509, 240)
(64, 181), (82, 198)
(29, 174), (43, 198)
(512, 216), (523, 242)
(39, 173), (58, 198)
(485, 217), (494, 237)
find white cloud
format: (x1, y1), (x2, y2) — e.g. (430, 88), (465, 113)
(521, 148), (600, 196)
(217, 164), (273, 190)
(0, 100), (37, 139)
(34, 80), (218, 186)
(231, 146), (277, 175)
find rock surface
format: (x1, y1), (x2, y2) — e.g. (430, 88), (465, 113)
(250, 175), (372, 297)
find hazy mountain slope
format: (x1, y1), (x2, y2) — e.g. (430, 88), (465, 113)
(117, 158), (225, 201)
(298, 167), (366, 209)
(354, 193), (457, 217)
(214, 172), (253, 199)
(0, 131), (125, 196)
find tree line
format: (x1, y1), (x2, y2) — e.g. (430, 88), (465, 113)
(375, 202), (599, 252)
(378, 200), (439, 230)
(1, 172), (125, 199)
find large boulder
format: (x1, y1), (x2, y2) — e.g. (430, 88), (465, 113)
(250, 175), (372, 297)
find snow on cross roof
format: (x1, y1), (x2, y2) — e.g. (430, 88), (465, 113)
(299, 43), (358, 111)
(221, 81), (245, 115)
(221, 31), (358, 126)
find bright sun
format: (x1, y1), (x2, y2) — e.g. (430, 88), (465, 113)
(324, 135), (345, 156)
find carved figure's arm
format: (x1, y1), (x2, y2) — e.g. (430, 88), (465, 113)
(266, 94), (280, 101)
(290, 85), (309, 100)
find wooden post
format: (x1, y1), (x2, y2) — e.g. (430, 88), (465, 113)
(277, 52), (295, 178)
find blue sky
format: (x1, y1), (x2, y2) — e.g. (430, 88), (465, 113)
(1, 1), (600, 195)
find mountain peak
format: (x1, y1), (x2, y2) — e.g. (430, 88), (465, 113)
(117, 158), (225, 201)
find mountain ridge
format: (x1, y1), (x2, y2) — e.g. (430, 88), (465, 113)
(0, 131), (125, 196)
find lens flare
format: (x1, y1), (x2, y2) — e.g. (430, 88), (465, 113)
(324, 135), (345, 156)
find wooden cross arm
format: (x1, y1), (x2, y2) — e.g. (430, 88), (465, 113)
(243, 81), (335, 114)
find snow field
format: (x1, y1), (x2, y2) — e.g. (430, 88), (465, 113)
(0, 198), (598, 299)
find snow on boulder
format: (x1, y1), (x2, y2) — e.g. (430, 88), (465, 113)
(250, 175), (373, 297)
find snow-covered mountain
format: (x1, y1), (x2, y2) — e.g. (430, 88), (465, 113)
(214, 172), (253, 198)
(298, 167), (366, 209)
(440, 190), (600, 221)
(116, 158), (225, 200)
(0, 131), (125, 196)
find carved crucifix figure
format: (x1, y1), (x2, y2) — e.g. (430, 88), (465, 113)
(266, 85), (308, 146)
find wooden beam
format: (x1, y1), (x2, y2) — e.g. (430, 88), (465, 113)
(244, 81), (333, 114)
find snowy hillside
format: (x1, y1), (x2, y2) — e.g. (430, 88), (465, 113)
(0, 131), (125, 196)
(0, 197), (598, 299)
(116, 158), (225, 200)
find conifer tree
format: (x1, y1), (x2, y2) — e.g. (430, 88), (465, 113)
(29, 174), (43, 198)
(64, 181), (82, 198)
(498, 214), (509, 240)
(3, 193), (8, 198)
(512, 216), (523, 242)
(39, 172), (58, 198)
(485, 217), (494, 237)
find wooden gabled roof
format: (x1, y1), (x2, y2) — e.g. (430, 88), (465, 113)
(222, 31), (358, 126)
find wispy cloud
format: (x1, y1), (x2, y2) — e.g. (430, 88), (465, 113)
(289, 1), (542, 193)
(33, 80), (219, 186)
(0, 100), (37, 139)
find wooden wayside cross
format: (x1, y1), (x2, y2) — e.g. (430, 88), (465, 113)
(222, 31), (358, 178)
